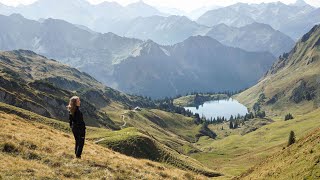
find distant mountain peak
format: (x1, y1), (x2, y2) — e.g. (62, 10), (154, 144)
(183, 35), (223, 47)
(33, 0), (90, 7)
(9, 13), (24, 19)
(292, 0), (309, 7)
(214, 23), (230, 29)
(244, 22), (274, 30)
(127, 0), (150, 7)
(96, 1), (122, 8)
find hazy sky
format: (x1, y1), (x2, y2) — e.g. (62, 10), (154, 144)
(1, 0), (319, 12)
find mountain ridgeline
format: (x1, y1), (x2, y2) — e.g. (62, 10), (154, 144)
(206, 23), (295, 57)
(0, 14), (276, 98)
(107, 15), (294, 57)
(197, 1), (319, 40)
(0, 0), (165, 34)
(113, 36), (275, 98)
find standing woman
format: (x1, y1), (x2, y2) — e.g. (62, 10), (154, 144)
(67, 96), (86, 159)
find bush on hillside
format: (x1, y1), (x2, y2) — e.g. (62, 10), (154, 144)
(287, 131), (296, 146)
(285, 113), (294, 121)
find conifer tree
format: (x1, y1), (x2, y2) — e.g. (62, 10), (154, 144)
(288, 131), (296, 146)
(229, 121), (233, 129)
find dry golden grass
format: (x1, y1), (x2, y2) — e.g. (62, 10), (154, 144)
(237, 127), (320, 180)
(0, 112), (209, 180)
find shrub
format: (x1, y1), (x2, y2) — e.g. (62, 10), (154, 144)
(24, 152), (41, 160)
(288, 131), (296, 146)
(20, 141), (37, 150)
(285, 113), (294, 121)
(159, 172), (169, 178)
(256, 111), (266, 118)
(2, 142), (20, 154)
(184, 172), (194, 180)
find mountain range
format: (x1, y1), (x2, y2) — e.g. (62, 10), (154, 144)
(197, 1), (320, 40)
(0, 0), (318, 42)
(100, 15), (294, 57)
(206, 23), (295, 57)
(0, 14), (276, 98)
(0, 49), (155, 128)
(112, 36), (275, 98)
(0, 0), (165, 34)
(118, 15), (211, 45)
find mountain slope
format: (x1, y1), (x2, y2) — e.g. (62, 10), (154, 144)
(197, 2), (317, 39)
(0, 14), (142, 86)
(113, 36), (275, 98)
(122, 15), (210, 45)
(0, 49), (154, 128)
(237, 126), (320, 179)
(235, 24), (320, 116)
(0, 104), (210, 179)
(191, 107), (320, 178)
(197, 5), (255, 28)
(206, 23), (295, 56)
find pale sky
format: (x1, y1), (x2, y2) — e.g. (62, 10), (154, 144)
(1, 0), (319, 12)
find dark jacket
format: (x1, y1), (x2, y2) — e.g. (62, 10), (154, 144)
(69, 107), (86, 129)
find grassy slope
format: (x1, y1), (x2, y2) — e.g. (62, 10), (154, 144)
(90, 127), (219, 177)
(91, 105), (221, 176)
(190, 108), (320, 178)
(102, 104), (203, 149)
(0, 102), (220, 177)
(206, 118), (273, 140)
(238, 127), (320, 180)
(0, 103), (211, 179)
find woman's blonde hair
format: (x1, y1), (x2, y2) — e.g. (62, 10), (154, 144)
(67, 96), (79, 115)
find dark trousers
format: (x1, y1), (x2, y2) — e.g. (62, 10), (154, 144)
(72, 127), (86, 158)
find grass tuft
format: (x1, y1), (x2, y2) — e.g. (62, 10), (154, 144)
(1, 142), (20, 154)
(20, 141), (37, 150)
(24, 152), (41, 160)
